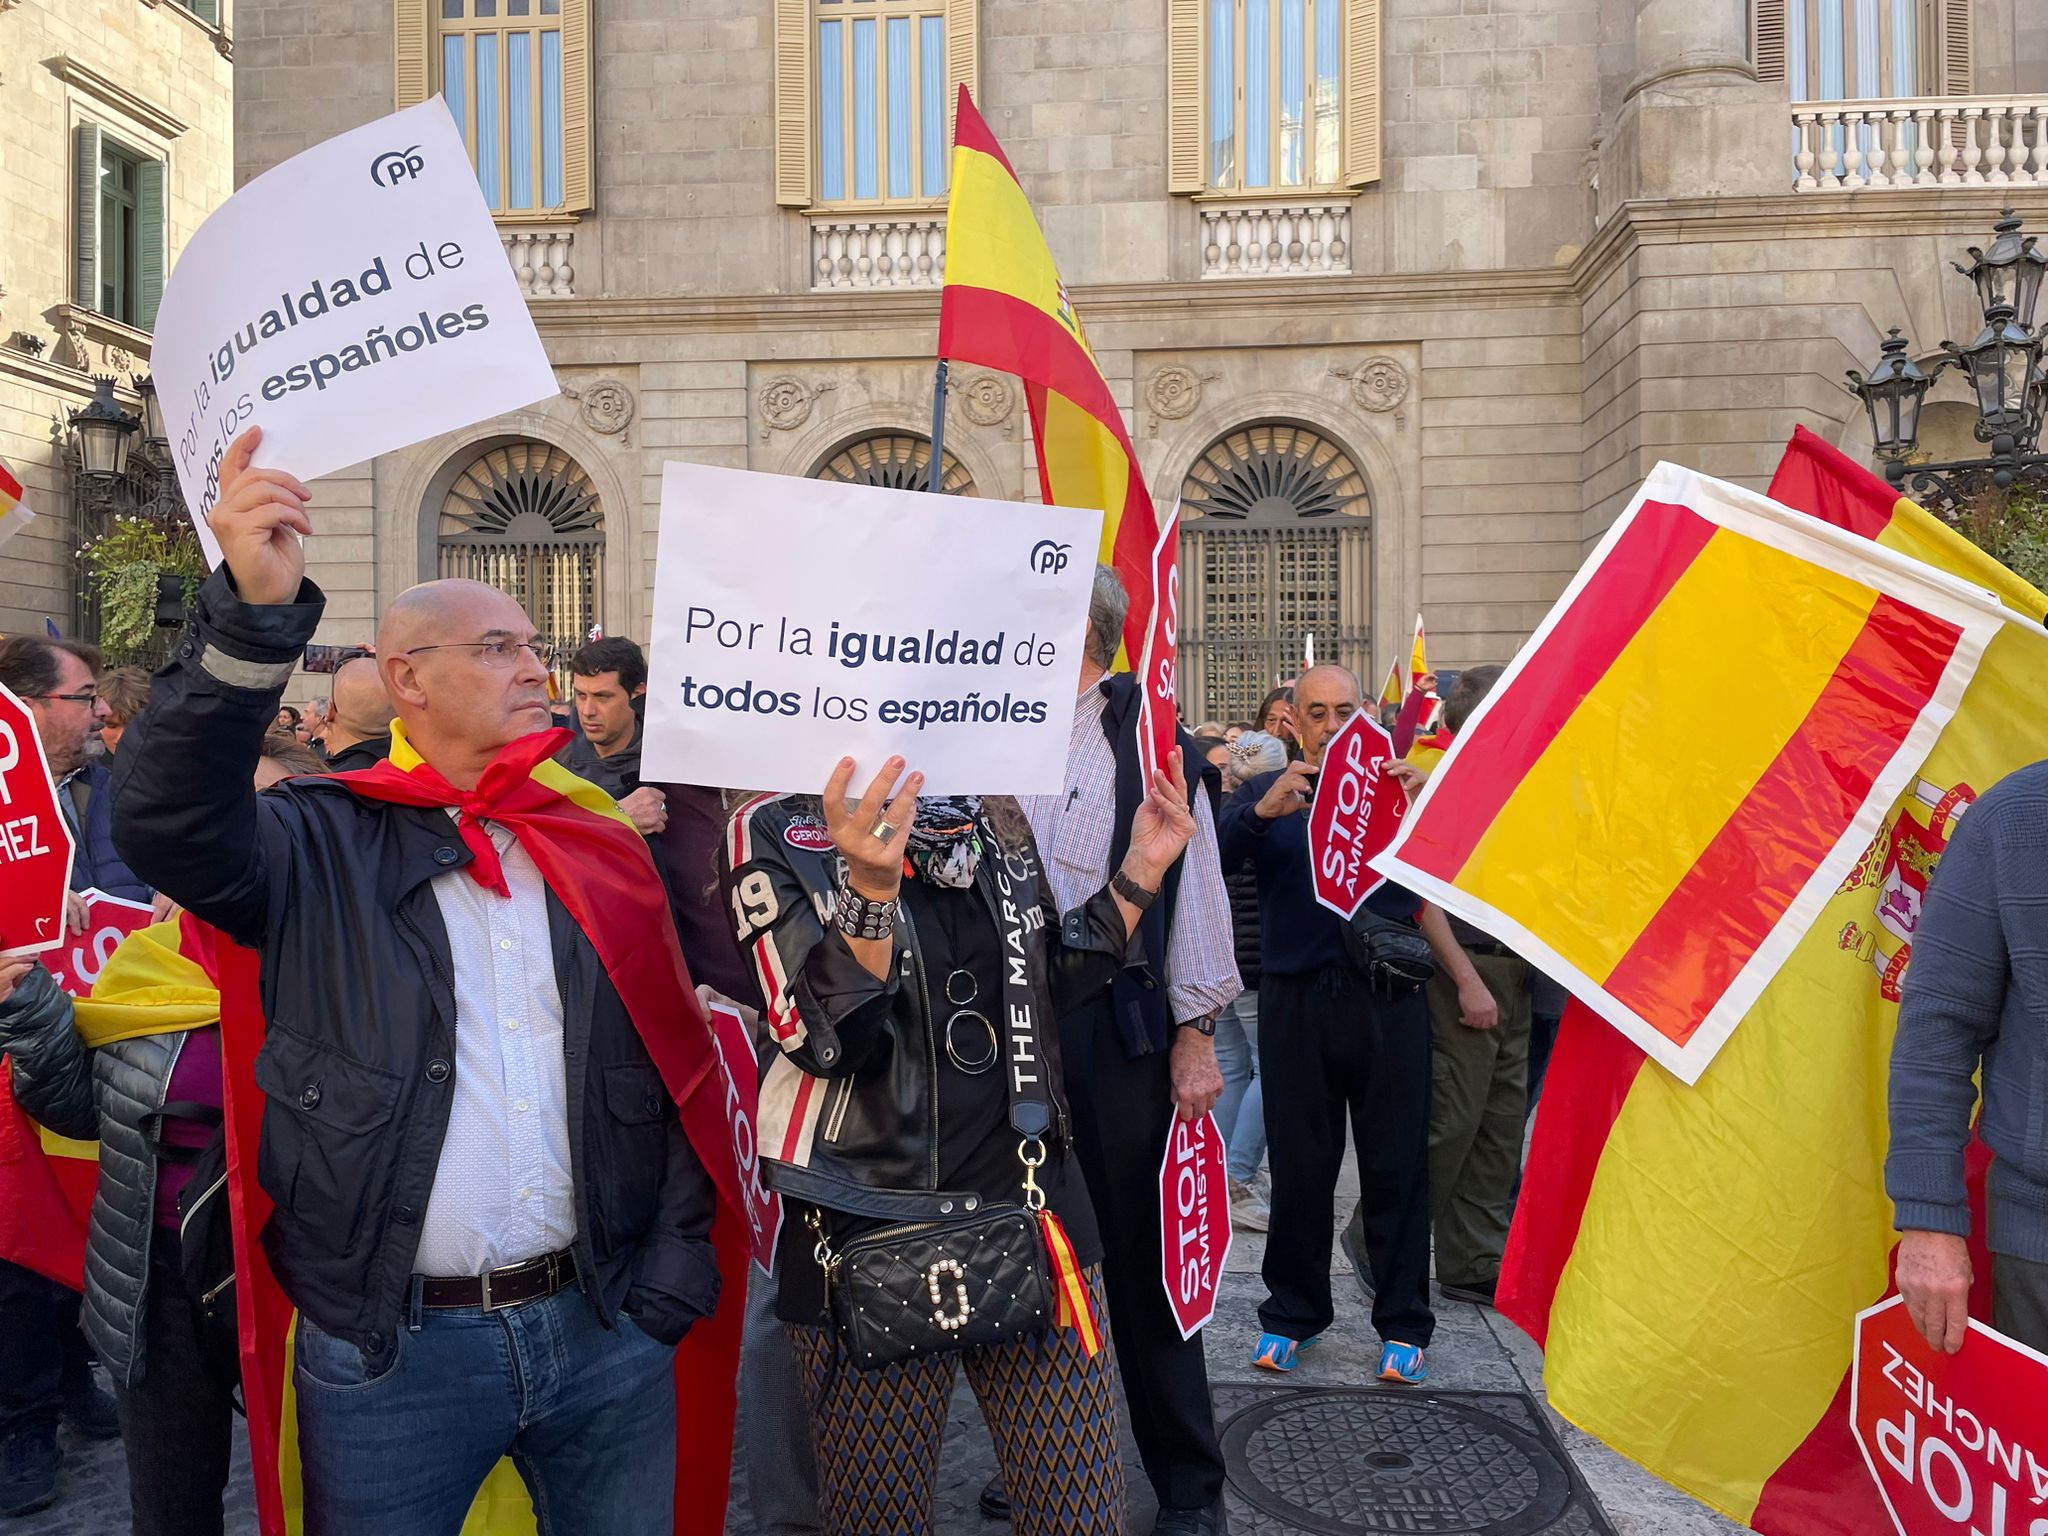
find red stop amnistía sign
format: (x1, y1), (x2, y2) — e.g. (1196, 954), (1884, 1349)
(1159, 1110), (1232, 1340)
(1306, 711), (1406, 920)
(0, 684), (76, 956)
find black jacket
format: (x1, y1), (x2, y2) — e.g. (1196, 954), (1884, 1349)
(723, 793), (1132, 1222)
(109, 573), (719, 1357)
(321, 733), (391, 774)
(62, 761), (150, 902)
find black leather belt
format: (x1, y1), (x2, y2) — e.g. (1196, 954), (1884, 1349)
(419, 1249), (577, 1313)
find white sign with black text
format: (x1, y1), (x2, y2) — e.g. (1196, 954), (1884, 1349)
(149, 98), (557, 563)
(642, 463), (1102, 797)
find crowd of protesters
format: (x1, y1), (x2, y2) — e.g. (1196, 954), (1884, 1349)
(0, 427), (2036, 1536)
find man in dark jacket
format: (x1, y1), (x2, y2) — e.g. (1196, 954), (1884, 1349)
(0, 636), (124, 1517)
(108, 434), (720, 1535)
(1888, 761), (2048, 1355)
(1018, 568), (1238, 1536)
(1219, 664), (1436, 1387)
(317, 655), (395, 773)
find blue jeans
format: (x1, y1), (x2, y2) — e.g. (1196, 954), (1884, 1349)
(294, 1285), (678, 1536)
(1214, 994), (1266, 1184)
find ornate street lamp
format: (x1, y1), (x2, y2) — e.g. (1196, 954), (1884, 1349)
(1846, 329), (1934, 459)
(131, 373), (169, 451)
(1846, 209), (2048, 516)
(68, 375), (140, 481)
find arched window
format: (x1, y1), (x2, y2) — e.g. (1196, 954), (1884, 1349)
(436, 440), (603, 665)
(1177, 421), (1371, 724)
(810, 433), (976, 495)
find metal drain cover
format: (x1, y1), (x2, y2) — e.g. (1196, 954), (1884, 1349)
(1215, 1387), (1618, 1536)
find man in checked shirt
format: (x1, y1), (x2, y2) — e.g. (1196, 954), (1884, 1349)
(1003, 565), (1239, 1536)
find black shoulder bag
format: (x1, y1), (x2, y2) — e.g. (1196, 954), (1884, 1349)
(807, 829), (1058, 1370)
(1342, 906), (1438, 997)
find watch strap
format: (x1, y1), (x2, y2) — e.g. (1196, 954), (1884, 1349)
(1110, 869), (1158, 910)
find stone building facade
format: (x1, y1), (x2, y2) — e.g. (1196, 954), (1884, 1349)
(12, 0), (2048, 721)
(0, 0), (235, 641)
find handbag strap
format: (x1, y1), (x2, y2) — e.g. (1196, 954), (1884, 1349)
(969, 810), (1054, 1209)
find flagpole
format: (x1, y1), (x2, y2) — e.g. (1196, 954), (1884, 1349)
(927, 358), (950, 494)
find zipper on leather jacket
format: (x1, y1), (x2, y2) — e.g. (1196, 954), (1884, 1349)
(822, 1078), (853, 1144)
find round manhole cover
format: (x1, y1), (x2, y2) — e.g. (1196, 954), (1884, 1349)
(1219, 1391), (1576, 1536)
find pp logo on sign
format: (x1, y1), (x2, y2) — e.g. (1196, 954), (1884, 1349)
(370, 146), (426, 187)
(1029, 539), (1071, 576)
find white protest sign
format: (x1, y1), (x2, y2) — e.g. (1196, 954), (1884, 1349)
(150, 98), (557, 563)
(642, 463), (1102, 797)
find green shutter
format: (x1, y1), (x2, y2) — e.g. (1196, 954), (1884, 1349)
(188, 0), (219, 23)
(74, 122), (103, 310)
(136, 158), (167, 333)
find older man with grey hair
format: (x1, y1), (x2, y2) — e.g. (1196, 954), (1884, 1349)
(1002, 565), (1239, 1536)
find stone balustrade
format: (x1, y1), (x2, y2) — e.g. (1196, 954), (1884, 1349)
(499, 226), (576, 297)
(1792, 98), (2048, 191)
(809, 215), (947, 290)
(1199, 199), (1353, 278)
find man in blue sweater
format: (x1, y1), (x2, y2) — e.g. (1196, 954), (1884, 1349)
(1219, 664), (1436, 1385)
(1888, 763), (2048, 1354)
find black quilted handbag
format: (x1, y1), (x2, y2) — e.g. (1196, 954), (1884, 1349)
(815, 1201), (1053, 1369)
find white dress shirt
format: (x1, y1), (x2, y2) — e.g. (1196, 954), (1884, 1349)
(411, 817), (577, 1276)
(1021, 684), (1242, 1025)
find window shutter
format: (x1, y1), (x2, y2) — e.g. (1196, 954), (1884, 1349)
(560, 0), (593, 211)
(135, 158), (167, 333)
(1936, 0), (1969, 95)
(1751, 0), (1787, 84)
(775, 0), (813, 207)
(1342, 0), (1382, 188)
(188, 0), (220, 23)
(945, 0), (978, 141)
(1167, 0), (1202, 194)
(74, 122), (102, 312)
(394, 0), (432, 110)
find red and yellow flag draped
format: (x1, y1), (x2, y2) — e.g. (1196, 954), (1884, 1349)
(938, 88), (1158, 664)
(1401, 445), (2048, 1534)
(1380, 461), (2001, 1085)
(0, 454), (32, 545)
(0, 1068), (93, 1289)
(207, 725), (748, 1536)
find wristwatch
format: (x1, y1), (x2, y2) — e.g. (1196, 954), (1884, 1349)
(1175, 1014), (1218, 1038)
(1111, 869), (1159, 910)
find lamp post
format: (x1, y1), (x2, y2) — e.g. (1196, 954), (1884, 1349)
(1845, 208), (2048, 516)
(131, 373), (169, 451)
(67, 375), (140, 482)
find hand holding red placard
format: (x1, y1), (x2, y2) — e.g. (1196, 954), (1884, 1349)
(1851, 1294), (2048, 1536)
(42, 889), (156, 997)
(0, 684), (77, 956)
(1159, 1110), (1232, 1339)
(1306, 711), (1407, 920)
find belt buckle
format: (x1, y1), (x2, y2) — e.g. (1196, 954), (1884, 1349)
(478, 1267), (498, 1313)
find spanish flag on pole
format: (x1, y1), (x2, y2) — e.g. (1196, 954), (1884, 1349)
(1378, 659), (1406, 710)
(938, 88), (1158, 663)
(1384, 450), (2048, 1532)
(0, 453), (33, 548)
(1408, 613), (1428, 684)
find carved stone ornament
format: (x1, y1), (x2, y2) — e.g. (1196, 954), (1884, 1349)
(54, 317), (91, 373)
(961, 373), (1013, 428)
(107, 343), (132, 373)
(1145, 365), (1208, 422)
(758, 376), (836, 435)
(1333, 356), (1410, 414)
(564, 377), (634, 437)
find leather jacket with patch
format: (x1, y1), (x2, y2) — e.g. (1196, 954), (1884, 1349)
(721, 793), (1139, 1222)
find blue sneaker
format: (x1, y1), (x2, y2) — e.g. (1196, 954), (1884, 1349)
(1250, 1331), (1320, 1372)
(1378, 1341), (1427, 1384)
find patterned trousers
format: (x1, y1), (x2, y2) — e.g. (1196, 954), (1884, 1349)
(787, 1264), (1125, 1536)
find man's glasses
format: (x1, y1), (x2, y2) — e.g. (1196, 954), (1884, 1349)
(32, 690), (99, 706)
(402, 639), (560, 670)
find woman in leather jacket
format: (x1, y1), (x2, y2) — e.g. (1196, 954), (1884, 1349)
(722, 750), (1194, 1536)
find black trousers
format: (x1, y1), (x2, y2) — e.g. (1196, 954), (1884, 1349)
(1258, 968), (1434, 1347)
(1059, 996), (1226, 1513)
(0, 1258), (88, 1441)
(111, 1234), (242, 1536)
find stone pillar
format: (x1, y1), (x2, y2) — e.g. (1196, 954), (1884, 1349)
(1629, 0), (1752, 98)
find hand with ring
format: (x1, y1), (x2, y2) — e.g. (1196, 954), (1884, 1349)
(822, 754), (923, 900)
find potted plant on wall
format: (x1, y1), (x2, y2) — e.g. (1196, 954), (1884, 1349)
(77, 512), (208, 665)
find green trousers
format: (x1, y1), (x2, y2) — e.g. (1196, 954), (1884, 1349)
(1426, 951), (1531, 1290)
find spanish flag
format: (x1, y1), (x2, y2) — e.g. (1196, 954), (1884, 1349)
(0, 453), (31, 547)
(938, 88), (1158, 664)
(1398, 450), (2048, 1533)
(1379, 462), (2001, 1085)
(1408, 614), (1428, 684)
(1378, 660), (1406, 710)
(0, 1067), (93, 1290)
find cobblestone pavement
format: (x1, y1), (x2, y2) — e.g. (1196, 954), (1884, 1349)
(16, 1156), (1745, 1535)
